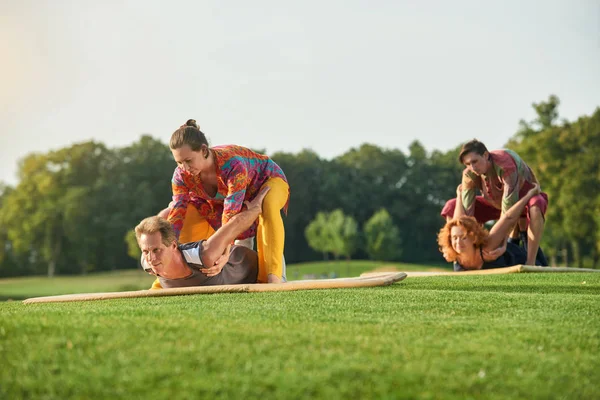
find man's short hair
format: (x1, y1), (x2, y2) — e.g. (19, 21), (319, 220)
(459, 139), (489, 164)
(135, 216), (177, 247)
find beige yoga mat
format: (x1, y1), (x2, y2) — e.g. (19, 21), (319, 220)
(22, 272), (407, 304)
(361, 265), (600, 278)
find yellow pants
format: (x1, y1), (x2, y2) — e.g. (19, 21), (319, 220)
(256, 177), (288, 283)
(179, 204), (215, 244)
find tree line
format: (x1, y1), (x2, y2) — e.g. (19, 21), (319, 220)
(0, 96), (598, 277)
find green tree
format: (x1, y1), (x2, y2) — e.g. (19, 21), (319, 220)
(305, 209), (360, 260)
(507, 96), (600, 268)
(327, 209), (359, 260)
(125, 230), (141, 261)
(364, 209), (402, 261)
(0, 143), (110, 276)
(304, 212), (332, 260)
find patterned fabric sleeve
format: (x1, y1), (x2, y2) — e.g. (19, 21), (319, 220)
(222, 163), (252, 226)
(167, 168), (189, 240)
(461, 169), (479, 217)
(500, 168), (519, 216)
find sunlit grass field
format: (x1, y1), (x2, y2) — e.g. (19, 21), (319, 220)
(1, 264), (599, 399)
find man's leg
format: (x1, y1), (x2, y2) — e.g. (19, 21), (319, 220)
(440, 196), (501, 224)
(526, 206), (544, 265)
(233, 236), (287, 282)
(525, 192), (548, 266)
(440, 199), (456, 222)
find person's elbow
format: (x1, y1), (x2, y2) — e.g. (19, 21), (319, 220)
(201, 241), (222, 267)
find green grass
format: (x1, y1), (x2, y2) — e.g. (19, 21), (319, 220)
(0, 270), (156, 301)
(1, 271), (599, 399)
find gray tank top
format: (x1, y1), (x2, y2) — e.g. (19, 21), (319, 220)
(158, 241), (258, 288)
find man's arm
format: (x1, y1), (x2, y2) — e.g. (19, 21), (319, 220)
(500, 169), (520, 217)
(461, 170), (479, 217)
(200, 186), (270, 269)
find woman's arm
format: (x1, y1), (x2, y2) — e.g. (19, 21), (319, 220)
(199, 187), (270, 276)
(486, 183), (540, 250)
(453, 184), (466, 218)
(221, 164), (251, 226)
(166, 168), (190, 240)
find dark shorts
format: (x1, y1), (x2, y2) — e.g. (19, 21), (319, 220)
(440, 193), (548, 224)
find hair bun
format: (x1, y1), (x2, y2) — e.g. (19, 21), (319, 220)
(185, 119), (199, 129)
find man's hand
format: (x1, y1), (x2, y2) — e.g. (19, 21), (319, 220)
(267, 273), (282, 284)
(245, 186), (271, 214)
(201, 244), (231, 277)
(456, 184), (463, 197)
(527, 183), (541, 198)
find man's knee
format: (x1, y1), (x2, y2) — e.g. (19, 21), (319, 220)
(440, 198), (456, 218)
(528, 206), (544, 225)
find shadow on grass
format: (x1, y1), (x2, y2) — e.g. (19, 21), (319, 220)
(0, 295), (27, 301)
(406, 284), (600, 295)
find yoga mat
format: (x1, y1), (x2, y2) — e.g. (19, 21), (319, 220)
(23, 272), (407, 304)
(361, 265), (600, 278)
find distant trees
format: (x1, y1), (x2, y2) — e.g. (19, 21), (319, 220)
(305, 208), (401, 262)
(506, 95), (600, 267)
(0, 136), (173, 277)
(305, 210), (359, 260)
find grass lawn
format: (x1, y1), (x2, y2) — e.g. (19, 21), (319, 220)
(0, 270), (157, 301)
(1, 270), (599, 399)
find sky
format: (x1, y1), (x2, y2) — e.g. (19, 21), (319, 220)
(1, 0), (599, 186)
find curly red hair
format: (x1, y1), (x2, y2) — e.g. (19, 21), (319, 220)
(437, 216), (489, 262)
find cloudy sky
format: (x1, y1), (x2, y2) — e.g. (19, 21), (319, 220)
(1, 0), (599, 185)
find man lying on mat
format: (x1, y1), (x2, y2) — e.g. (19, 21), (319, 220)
(135, 187), (272, 289)
(437, 184), (547, 271)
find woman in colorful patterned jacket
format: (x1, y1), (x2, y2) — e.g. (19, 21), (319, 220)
(165, 119), (289, 284)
